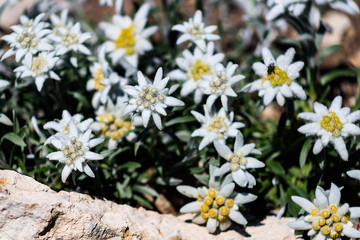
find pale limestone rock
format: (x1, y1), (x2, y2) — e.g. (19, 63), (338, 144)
(0, 170), (297, 240)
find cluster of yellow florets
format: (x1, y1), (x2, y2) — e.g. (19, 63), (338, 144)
(199, 189), (234, 222)
(207, 116), (228, 139)
(93, 68), (105, 91)
(136, 85), (164, 108)
(189, 60), (212, 81)
(308, 205), (349, 239)
(30, 56), (47, 76)
(62, 136), (84, 165)
(16, 21), (38, 49)
(62, 32), (79, 47)
(98, 113), (131, 140)
(262, 67), (291, 86)
(114, 24), (136, 55)
(225, 151), (248, 171)
(209, 71), (227, 94)
(187, 23), (204, 40)
(320, 111), (343, 136)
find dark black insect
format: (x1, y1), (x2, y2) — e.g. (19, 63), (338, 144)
(267, 63), (275, 75)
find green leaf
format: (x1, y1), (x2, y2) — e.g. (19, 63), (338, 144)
(266, 160), (285, 176)
(133, 185), (160, 197)
(209, 157), (220, 167)
(119, 161), (141, 172)
(134, 141), (141, 156)
(1, 132), (26, 147)
(194, 174), (209, 185)
(320, 69), (356, 86)
(299, 139), (312, 168)
(164, 116), (195, 127)
(316, 44), (343, 66)
(0, 113), (13, 126)
(133, 194), (153, 209)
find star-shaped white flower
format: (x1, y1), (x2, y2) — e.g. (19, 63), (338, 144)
(214, 132), (264, 188)
(298, 96), (360, 161)
(172, 10), (220, 51)
(169, 42), (224, 104)
(244, 47), (306, 106)
(46, 120), (104, 183)
(1, 13), (53, 62)
(91, 95), (140, 149)
(266, 0), (307, 21)
(177, 166), (257, 233)
(191, 106), (244, 150)
(288, 183), (360, 240)
(44, 110), (93, 145)
(123, 67), (185, 130)
(315, 0), (359, 15)
(100, 3), (157, 76)
(200, 62), (245, 111)
(14, 51), (60, 91)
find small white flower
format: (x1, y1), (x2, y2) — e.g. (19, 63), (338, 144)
(44, 110), (93, 145)
(49, 21), (91, 56)
(14, 51), (59, 91)
(288, 183), (360, 239)
(91, 96), (139, 149)
(169, 42), (224, 104)
(99, 0), (123, 13)
(266, 0), (307, 21)
(172, 10), (220, 51)
(50, 9), (73, 32)
(298, 96), (360, 161)
(123, 67), (185, 130)
(86, 48), (128, 108)
(46, 120), (104, 183)
(200, 62), (245, 111)
(177, 166), (257, 233)
(315, 0), (359, 15)
(1, 13), (53, 62)
(214, 132), (263, 188)
(191, 105), (244, 150)
(244, 47), (306, 106)
(100, 3), (158, 76)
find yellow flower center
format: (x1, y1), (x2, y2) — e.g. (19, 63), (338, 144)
(187, 23), (204, 39)
(332, 213), (340, 222)
(62, 138), (84, 165)
(318, 217), (325, 226)
(16, 26), (38, 48)
(207, 116), (228, 138)
(209, 71), (227, 94)
(341, 215), (349, 223)
(208, 189), (216, 198)
(230, 163), (239, 171)
(311, 208), (318, 216)
(262, 66), (291, 86)
(204, 196), (213, 206)
(200, 204), (209, 213)
(137, 85), (164, 108)
(208, 208), (218, 218)
(93, 68), (105, 91)
(312, 222), (320, 230)
(225, 199), (234, 207)
(201, 212), (208, 219)
(218, 215), (226, 222)
(330, 229), (339, 238)
(216, 196), (224, 205)
(99, 114), (132, 140)
(321, 209), (330, 218)
(320, 111), (343, 136)
(330, 205), (337, 213)
(334, 222), (342, 232)
(190, 60), (212, 80)
(62, 32), (78, 46)
(219, 206), (229, 216)
(30, 56), (47, 76)
(114, 24), (136, 55)
(321, 225), (330, 235)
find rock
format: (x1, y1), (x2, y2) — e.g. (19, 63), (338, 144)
(0, 170), (297, 240)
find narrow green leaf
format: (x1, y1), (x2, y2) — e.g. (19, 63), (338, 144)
(133, 194), (153, 209)
(0, 113), (13, 126)
(316, 44), (343, 66)
(320, 69), (356, 86)
(164, 116), (195, 127)
(2, 132), (26, 147)
(133, 185), (160, 197)
(134, 141), (141, 156)
(299, 139), (312, 168)
(194, 174), (209, 185)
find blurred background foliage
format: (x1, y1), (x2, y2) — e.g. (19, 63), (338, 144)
(1, 0), (360, 223)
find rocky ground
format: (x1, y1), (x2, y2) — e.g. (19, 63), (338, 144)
(0, 170), (296, 240)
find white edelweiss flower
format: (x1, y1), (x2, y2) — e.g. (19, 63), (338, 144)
(49, 21), (91, 56)
(1, 13), (53, 62)
(168, 42), (224, 104)
(100, 3), (158, 76)
(123, 67), (185, 130)
(86, 48), (128, 108)
(191, 105), (244, 150)
(315, 0), (359, 15)
(50, 9), (73, 33)
(200, 62), (245, 111)
(177, 166), (257, 233)
(46, 120), (104, 183)
(44, 110), (94, 145)
(266, 0), (307, 21)
(298, 96), (360, 161)
(288, 183), (360, 240)
(91, 95), (140, 149)
(244, 47), (306, 106)
(172, 10), (220, 51)
(214, 132), (263, 188)
(14, 51), (59, 91)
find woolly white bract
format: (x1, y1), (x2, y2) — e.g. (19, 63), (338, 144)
(177, 166), (257, 233)
(46, 120), (104, 183)
(44, 110), (93, 145)
(100, 3), (158, 76)
(169, 42), (224, 104)
(315, 0), (360, 15)
(298, 96), (360, 161)
(14, 51), (59, 91)
(200, 62), (245, 111)
(172, 10), (220, 51)
(91, 95), (138, 149)
(214, 132), (264, 188)
(288, 183), (360, 239)
(191, 106), (244, 150)
(266, 0), (307, 21)
(123, 67), (184, 130)
(244, 47), (306, 106)
(1, 13), (53, 62)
